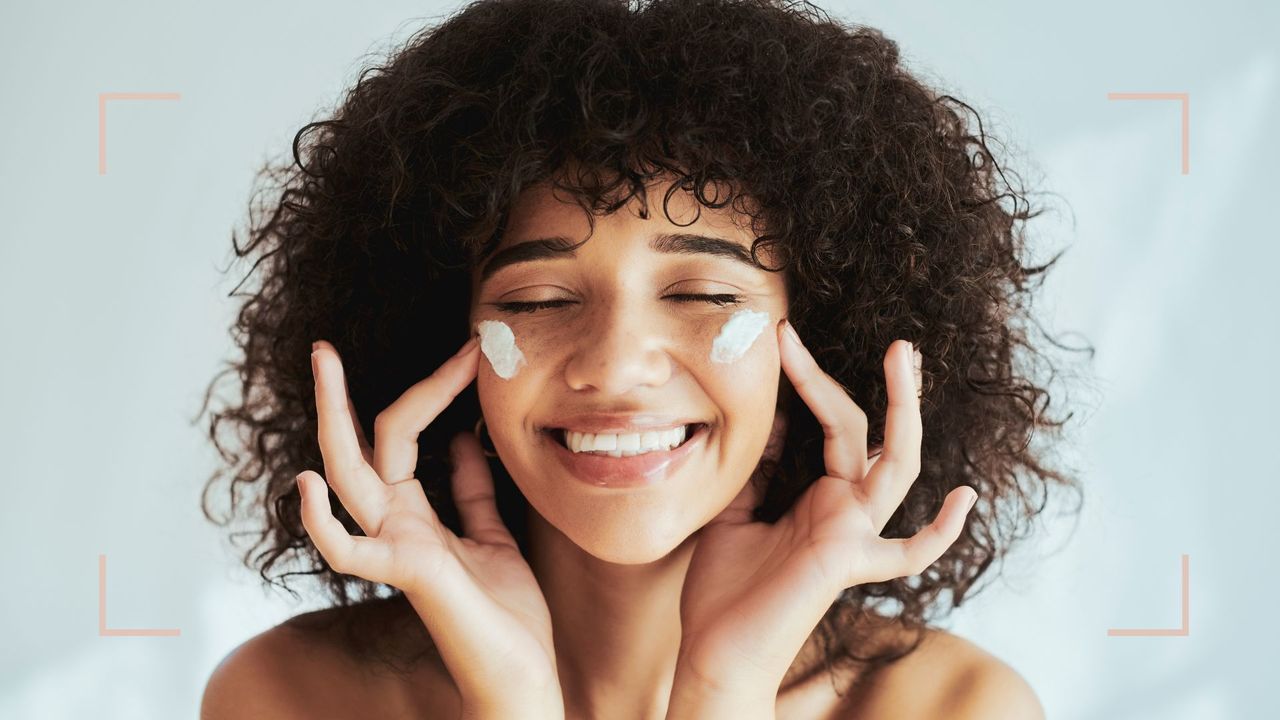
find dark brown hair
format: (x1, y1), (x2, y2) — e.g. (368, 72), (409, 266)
(199, 0), (1089, 689)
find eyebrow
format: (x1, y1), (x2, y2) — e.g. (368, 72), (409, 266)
(479, 232), (759, 283)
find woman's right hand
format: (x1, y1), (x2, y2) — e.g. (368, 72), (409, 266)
(298, 336), (563, 720)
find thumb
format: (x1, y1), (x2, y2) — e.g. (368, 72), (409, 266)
(450, 431), (516, 547)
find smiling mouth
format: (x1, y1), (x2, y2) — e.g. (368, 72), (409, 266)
(546, 423), (708, 457)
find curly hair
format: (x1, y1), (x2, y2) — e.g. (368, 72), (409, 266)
(198, 0), (1088, 690)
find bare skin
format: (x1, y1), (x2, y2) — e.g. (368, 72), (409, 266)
(201, 176), (1044, 718)
(201, 595), (1042, 719)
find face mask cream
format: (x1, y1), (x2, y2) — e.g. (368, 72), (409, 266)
(710, 308), (770, 364)
(476, 320), (526, 379)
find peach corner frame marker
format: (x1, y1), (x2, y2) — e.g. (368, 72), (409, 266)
(1106, 553), (1190, 637)
(1105, 92), (1190, 175)
(97, 92), (181, 175)
(98, 554), (180, 637)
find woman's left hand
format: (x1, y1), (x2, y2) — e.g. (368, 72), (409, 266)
(668, 320), (977, 716)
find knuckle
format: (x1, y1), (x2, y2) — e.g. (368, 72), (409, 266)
(373, 409), (395, 434)
(790, 373), (816, 394)
(878, 454), (921, 480)
(820, 418), (845, 439)
(341, 455), (366, 479)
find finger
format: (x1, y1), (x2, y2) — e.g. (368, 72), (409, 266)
(864, 486), (976, 583)
(297, 471), (394, 581)
(913, 346), (923, 398)
(313, 345), (392, 534)
(865, 346), (920, 476)
(777, 319), (867, 482)
(373, 335), (481, 485)
(866, 445), (883, 473)
(449, 432), (516, 548)
(313, 340), (373, 466)
(863, 340), (923, 531)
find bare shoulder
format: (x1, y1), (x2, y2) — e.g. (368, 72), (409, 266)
(850, 627), (1044, 720)
(199, 612), (343, 718)
(200, 598), (459, 719)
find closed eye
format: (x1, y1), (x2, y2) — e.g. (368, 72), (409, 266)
(492, 299), (571, 314)
(670, 293), (743, 306)
(493, 293), (744, 314)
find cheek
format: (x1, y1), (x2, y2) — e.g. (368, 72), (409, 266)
(684, 308), (780, 436)
(475, 317), (575, 381)
(476, 319), (527, 379)
(707, 308), (772, 365)
(475, 308), (779, 384)
(473, 319), (568, 444)
(701, 309), (780, 452)
(674, 307), (780, 396)
(476, 368), (541, 465)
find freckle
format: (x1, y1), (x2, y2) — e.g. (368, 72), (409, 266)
(709, 309), (770, 364)
(477, 320), (526, 379)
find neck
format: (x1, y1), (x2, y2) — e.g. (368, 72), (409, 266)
(527, 506), (698, 720)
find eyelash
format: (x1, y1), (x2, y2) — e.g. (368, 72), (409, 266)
(494, 293), (744, 314)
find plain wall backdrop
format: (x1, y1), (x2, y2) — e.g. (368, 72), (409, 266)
(2, 1), (1277, 717)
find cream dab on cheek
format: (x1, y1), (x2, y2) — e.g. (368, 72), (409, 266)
(476, 320), (527, 380)
(709, 308), (771, 364)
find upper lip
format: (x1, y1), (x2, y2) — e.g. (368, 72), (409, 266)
(542, 413), (706, 435)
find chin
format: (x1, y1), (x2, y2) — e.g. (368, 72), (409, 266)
(576, 535), (686, 563)
(580, 537), (687, 566)
(539, 500), (701, 565)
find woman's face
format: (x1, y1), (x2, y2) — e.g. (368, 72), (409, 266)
(469, 176), (788, 564)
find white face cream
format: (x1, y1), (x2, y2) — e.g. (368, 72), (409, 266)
(710, 309), (771, 364)
(476, 320), (527, 380)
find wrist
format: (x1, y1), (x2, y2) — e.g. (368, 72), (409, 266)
(399, 591), (565, 719)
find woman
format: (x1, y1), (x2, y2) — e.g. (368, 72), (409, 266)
(199, 0), (1082, 717)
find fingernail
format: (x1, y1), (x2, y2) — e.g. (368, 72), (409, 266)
(912, 346), (923, 395)
(901, 340), (914, 377)
(783, 319), (802, 346)
(455, 335), (479, 357)
(295, 473), (305, 491)
(966, 489), (978, 511)
(312, 340), (320, 351)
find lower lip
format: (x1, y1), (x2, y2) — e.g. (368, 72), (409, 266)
(544, 424), (709, 488)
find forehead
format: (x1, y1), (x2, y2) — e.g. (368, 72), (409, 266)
(500, 175), (758, 246)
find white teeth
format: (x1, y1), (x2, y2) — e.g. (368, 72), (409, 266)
(564, 425), (690, 456)
(618, 433), (640, 452)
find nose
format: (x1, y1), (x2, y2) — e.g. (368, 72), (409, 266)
(562, 301), (674, 394)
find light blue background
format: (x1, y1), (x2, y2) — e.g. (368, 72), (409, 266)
(2, 1), (1276, 717)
